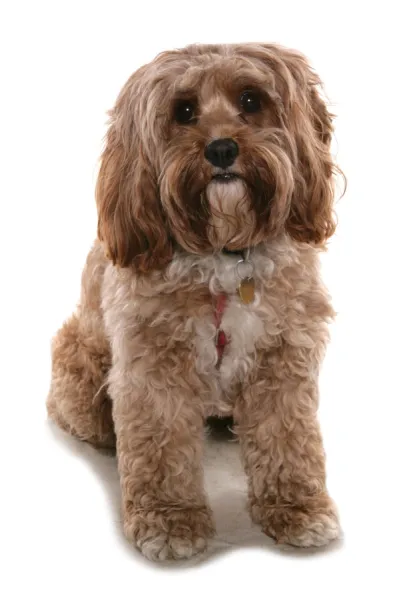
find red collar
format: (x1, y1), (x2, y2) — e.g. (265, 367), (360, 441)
(214, 293), (228, 363)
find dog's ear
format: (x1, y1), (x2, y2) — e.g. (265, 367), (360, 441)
(281, 50), (337, 245)
(96, 78), (173, 271)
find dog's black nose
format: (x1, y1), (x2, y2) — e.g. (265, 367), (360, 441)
(204, 138), (239, 169)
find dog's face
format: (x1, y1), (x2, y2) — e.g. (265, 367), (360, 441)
(97, 44), (336, 271)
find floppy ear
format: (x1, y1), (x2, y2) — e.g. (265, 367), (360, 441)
(240, 44), (338, 245)
(280, 51), (337, 245)
(96, 87), (173, 271)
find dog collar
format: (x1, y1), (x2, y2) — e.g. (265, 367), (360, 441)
(221, 247), (246, 258)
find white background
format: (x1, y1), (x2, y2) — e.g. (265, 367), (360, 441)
(1, 1), (398, 598)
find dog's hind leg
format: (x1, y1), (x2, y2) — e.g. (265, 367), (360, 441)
(47, 313), (115, 449)
(47, 244), (115, 449)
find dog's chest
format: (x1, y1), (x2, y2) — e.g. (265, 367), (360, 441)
(193, 267), (265, 394)
(216, 295), (264, 387)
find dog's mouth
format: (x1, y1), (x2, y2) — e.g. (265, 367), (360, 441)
(212, 173), (241, 183)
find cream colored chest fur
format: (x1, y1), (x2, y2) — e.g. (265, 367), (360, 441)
(102, 238), (322, 418)
(192, 250), (276, 416)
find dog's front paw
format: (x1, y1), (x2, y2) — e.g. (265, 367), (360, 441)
(124, 505), (215, 561)
(252, 494), (340, 548)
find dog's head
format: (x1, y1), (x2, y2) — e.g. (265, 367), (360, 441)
(96, 43), (337, 271)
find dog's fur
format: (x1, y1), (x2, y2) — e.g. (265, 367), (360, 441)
(47, 43), (341, 561)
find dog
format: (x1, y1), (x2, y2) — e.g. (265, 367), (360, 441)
(47, 43), (341, 561)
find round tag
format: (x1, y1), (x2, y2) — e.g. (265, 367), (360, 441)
(236, 259), (254, 280)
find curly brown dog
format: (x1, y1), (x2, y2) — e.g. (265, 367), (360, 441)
(47, 43), (341, 561)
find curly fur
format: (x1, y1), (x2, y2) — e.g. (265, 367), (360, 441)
(47, 42), (341, 560)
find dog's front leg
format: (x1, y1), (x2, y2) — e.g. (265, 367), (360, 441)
(109, 352), (214, 561)
(235, 342), (340, 548)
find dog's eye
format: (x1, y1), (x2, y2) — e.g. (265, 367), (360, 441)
(174, 100), (196, 124)
(240, 90), (261, 114)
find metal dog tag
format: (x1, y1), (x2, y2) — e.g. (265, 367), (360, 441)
(238, 277), (255, 304)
